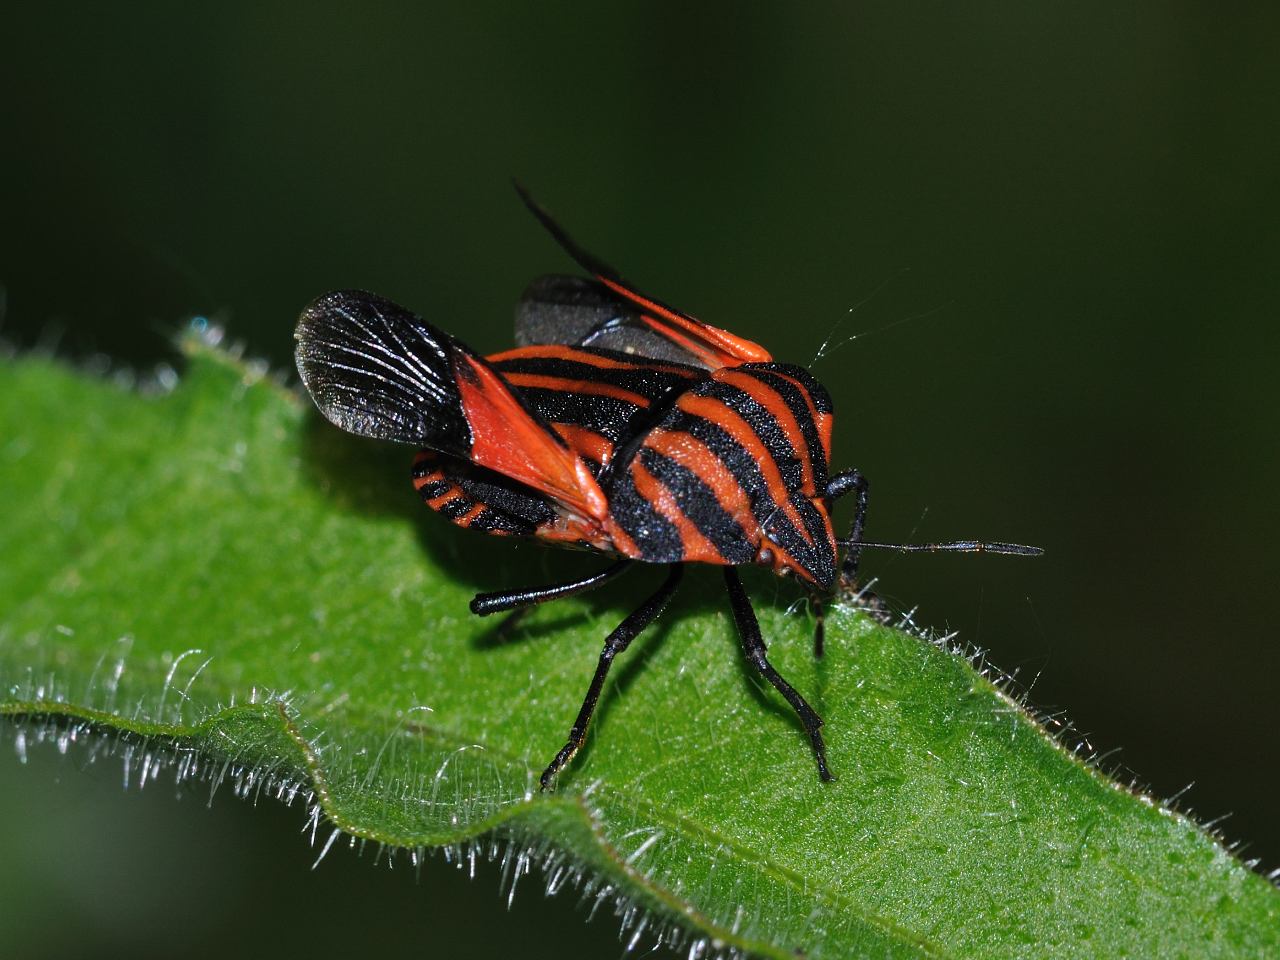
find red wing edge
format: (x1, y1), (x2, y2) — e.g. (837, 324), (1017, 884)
(452, 352), (609, 524)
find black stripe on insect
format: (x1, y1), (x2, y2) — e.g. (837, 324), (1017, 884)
(294, 184), (1042, 790)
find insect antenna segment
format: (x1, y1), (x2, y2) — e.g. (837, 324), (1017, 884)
(845, 539), (1044, 557)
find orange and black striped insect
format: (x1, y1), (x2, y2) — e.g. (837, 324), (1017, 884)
(295, 185), (1041, 789)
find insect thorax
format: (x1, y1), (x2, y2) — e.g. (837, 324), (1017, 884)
(604, 362), (837, 587)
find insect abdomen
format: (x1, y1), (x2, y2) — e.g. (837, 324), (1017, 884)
(412, 451), (558, 536)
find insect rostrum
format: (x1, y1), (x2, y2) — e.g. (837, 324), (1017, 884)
(294, 184), (1040, 789)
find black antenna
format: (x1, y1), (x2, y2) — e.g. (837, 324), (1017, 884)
(512, 179), (621, 280)
(839, 539), (1043, 557)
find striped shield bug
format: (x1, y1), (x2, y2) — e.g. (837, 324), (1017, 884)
(295, 184), (1041, 789)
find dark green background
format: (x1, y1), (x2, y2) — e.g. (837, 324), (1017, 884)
(2, 4), (1277, 957)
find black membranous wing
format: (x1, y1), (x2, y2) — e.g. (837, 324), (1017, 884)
(295, 289), (472, 453)
(515, 275), (712, 368)
(296, 289), (609, 524)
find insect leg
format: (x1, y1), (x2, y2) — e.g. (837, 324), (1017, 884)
(469, 559), (632, 616)
(540, 564), (684, 790)
(724, 568), (833, 782)
(827, 468), (869, 584)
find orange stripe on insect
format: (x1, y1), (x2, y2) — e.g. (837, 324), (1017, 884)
(717, 368), (818, 496)
(598, 516), (643, 560)
(815, 412), (833, 468)
(412, 470), (448, 490)
(677, 393), (816, 548)
(766, 368), (834, 466)
(644, 429), (756, 534)
(487, 344), (700, 376)
(498, 372), (652, 408)
(428, 491), (468, 511)
(629, 457), (725, 565)
(454, 502), (487, 526)
(552, 423), (615, 466)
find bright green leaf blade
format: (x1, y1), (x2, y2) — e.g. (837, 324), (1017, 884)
(1, 335), (1275, 959)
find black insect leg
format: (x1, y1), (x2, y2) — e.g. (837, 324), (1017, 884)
(826, 468), (869, 585)
(470, 558), (632, 616)
(540, 564), (684, 790)
(723, 568), (833, 782)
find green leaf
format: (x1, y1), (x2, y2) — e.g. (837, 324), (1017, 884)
(2, 332), (1275, 958)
